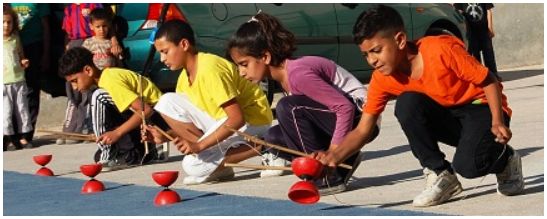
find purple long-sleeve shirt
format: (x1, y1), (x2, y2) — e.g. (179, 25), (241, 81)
(287, 56), (366, 145)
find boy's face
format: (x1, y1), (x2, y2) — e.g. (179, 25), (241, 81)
(154, 37), (188, 71)
(3, 15), (14, 37)
(358, 30), (406, 76)
(90, 19), (109, 39)
(64, 66), (95, 91)
(229, 48), (269, 84)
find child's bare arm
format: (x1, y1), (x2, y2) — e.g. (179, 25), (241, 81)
(312, 112), (379, 167)
(179, 98), (245, 154)
(481, 74), (511, 144)
(97, 98), (154, 145)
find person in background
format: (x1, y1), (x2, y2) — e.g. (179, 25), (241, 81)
(3, 5), (33, 150)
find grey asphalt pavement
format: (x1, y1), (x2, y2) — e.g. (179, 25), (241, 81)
(3, 66), (544, 216)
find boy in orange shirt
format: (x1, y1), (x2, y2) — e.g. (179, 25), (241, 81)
(312, 5), (523, 207)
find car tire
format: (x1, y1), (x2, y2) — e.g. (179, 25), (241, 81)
(425, 27), (456, 37)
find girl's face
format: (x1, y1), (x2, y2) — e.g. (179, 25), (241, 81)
(229, 48), (269, 84)
(3, 14), (14, 37)
(90, 19), (110, 39)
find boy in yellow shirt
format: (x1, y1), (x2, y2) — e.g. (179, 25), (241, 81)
(143, 20), (283, 185)
(58, 47), (165, 170)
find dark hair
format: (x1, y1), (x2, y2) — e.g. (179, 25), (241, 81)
(3, 5), (19, 35)
(58, 47), (94, 77)
(154, 19), (195, 46)
(226, 12), (296, 67)
(353, 5), (405, 44)
(89, 7), (113, 23)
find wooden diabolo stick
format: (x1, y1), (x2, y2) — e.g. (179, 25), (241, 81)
(224, 125), (353, 170)
(224, 162), (292, 171)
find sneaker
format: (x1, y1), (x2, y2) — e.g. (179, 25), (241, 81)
(260, 152), (291, 178)
(314, 171), (347, 196)
(182, 167), (235, 185)
(496, 147), (524, 196)
(412, 168), (463, 207)
(20, 139), (34, 149)
(99, 159), (129, 172)
(6, 142), (17, 151)
(56, 138), (65, 145)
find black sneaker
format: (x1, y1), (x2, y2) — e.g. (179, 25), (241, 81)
(100, 158), (129, 172)
(6, 142), (18, 151)
(22, 142), (34, 149)
(314, 170), (347, 196)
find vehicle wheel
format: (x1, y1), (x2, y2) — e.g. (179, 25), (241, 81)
(425, 27), (456, 37)
(260, 79), (275, 105)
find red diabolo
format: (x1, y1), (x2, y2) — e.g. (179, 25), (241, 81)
(152, 171), (181, 206)
(33, 155), (54, 176)
(80, 163), (105, 194)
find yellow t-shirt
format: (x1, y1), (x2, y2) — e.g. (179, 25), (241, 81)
(176, 52), (272, 126)
(98, 68), (163, 112)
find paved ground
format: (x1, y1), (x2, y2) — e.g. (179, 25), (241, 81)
(3, 66), (544, 216)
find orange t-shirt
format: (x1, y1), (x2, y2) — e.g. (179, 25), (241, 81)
(364, 35), (511, 117)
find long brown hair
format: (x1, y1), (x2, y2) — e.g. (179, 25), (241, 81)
(3, 4), (20, 36)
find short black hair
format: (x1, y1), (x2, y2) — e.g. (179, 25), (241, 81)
(89, 7), (113, 23)
(58, 47), (94, 77)
(353, 5), (405, 44)
(154, 19), (195, 46)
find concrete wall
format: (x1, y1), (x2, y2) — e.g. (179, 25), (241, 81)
(492, 3), (544, 69)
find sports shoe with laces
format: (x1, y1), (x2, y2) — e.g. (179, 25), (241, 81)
(260, 152), (291, 178)
(412, 168), (463, 207)
(496, 147), (524, 196)
(182, 167), (235, 185)
(314, 170), (347, 196)
(99, 158), (129, 172)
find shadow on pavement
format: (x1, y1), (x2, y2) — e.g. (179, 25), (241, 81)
(499, 69), (544, 82)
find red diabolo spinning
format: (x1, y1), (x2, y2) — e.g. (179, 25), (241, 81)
(152, 171), (181, 206)
(33, 154), (54, 176)
(80, 163), (105, 194)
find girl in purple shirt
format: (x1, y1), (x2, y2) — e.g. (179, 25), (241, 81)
(227, 12), (380, 195)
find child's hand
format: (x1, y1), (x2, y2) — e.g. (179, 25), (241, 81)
(97, 130), (122, 145)
(20, 59), (30, 69)
(141, 124), (166, 144)
(111, 43), (123, 57)
(310, 150), (339, 168)
(174, 138), (198, 155)
(491, 124), (512, 144)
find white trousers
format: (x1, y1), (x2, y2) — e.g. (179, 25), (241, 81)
(154, 93), (269, 181)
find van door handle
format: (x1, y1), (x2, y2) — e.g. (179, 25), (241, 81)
(341, 3), (358, 9)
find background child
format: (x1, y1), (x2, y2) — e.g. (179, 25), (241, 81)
(144, 20), (274, 185)
(10, 3), (51, 143)
(82, 7), (122, 70)
(227, 12), (380, 195)
(58, 47), (164, 170)
(312, 5), (522, 207)
(3, 6), (33, 150)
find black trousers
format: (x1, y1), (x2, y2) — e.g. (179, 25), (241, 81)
(394, 92), (511, 178)
(264, 95), (379, 177)
(19, 41), (44, 141)
(467, 31), (499, 79)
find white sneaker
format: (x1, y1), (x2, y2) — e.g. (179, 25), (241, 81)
(260, 152), (291, 178)
(412, 168), (463, 207)
(182, 167), (235, 185)
(496, 147), (524, 196)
